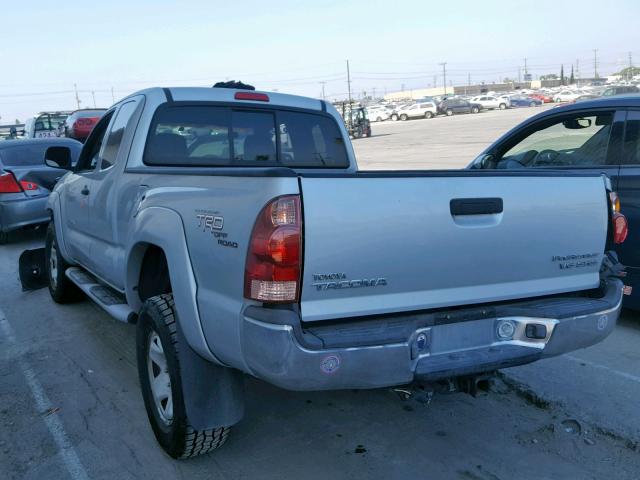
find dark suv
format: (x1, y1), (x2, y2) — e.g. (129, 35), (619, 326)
(469, 94), (640, 309)
(438, 98), (481, 116)
(602, 85), (639, 97)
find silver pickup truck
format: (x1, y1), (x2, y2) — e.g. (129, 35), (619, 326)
(34, 85), (625, 458)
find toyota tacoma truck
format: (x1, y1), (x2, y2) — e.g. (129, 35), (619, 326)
(33, 84), (626, 458)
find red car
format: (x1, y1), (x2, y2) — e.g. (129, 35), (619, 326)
(529, 93), (553, 103)
(58, 109), (106, 142)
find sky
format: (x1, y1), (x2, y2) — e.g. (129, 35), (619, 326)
(1, 0), (639, 122)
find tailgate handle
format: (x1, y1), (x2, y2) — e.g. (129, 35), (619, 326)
(450, 198), (503, 216)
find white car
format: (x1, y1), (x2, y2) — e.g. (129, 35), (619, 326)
(367, 107), (390, 122)
(554, 90), (582, 103)
(393, 101), (438, 120)
(471, 95), (508, 110)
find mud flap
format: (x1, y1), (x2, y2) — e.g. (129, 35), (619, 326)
(18, 248), (47, 291)
(175, 320), (245, 430)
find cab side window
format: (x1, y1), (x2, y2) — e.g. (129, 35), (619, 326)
(100, 101), (138, 170)
(493, 112), (614, 168)
(75, 111), (115, 172)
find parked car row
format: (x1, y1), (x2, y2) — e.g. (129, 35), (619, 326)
(367, 82), (640, 123)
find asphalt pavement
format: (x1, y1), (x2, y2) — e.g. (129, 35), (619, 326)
(2, 106), (640, 479)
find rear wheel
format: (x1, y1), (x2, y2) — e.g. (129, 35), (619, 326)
(376, 117), (383, 122)
(499, 103), (507, 110)
(471, 106), (479, 114)
(446, 109), (453, 116)
(137, 294), (231, 459)
(45, 222), (83, 303)
(400, 114), (408, 121)
(390, 114), (398, 121)
(424, 111), (433, 119)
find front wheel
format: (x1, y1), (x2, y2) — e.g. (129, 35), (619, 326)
(471, 106), (479, 114)
(376, 117), (383, 122)
(400, 114), (408, 121)
(390, 114), (399, 121)
(499, 103), (507, 110)
(137, 294), (231, 458)
(445, 109), (453, 116)
(424, 111), (433, 119)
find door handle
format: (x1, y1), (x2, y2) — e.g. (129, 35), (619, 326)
(81, 186), (90, 196)
(450, 198), (503, 216)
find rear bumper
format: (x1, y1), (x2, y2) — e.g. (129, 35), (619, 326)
(0, 195), (50, 232)
(240, 279), (623, 391)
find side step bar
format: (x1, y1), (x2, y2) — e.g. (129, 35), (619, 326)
(65, 267), (134, 323)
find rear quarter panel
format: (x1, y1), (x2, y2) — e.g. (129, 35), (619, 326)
(127, 173), (300, 369)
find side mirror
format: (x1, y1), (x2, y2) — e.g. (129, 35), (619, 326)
(471, 153), (496, 169)
(563, 118), (592, 129)
(44, 146), (73, 169)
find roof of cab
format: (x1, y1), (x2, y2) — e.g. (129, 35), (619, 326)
(133, 87), (326, 112)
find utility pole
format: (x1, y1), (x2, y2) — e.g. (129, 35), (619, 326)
(372, 87), (376, 99)
(524, 57), (528, 76)
(576, 59), (580, 80)
(91, 91), (96, 108)
(593, 49), (599, 78)
(319, 81), (326, 100)
(629, 51), (634, 81)
(439, 62), (447, 96)
(346, 60), (352, 106)
(518, 66), (521, 83)
(74, 83), (81, 109)
(110, 86), (115, 104)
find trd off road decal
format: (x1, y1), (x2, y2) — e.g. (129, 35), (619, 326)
(195, 210), (238, 248)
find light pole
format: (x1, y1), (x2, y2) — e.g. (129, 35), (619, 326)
(439, 62), (447, 96)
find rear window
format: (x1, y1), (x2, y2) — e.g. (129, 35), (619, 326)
(144, 105), (349, 168)
(0, 145), (45, 166)
(34, 113), (68, 132)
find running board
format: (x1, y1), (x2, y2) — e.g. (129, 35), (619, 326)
(65, 267), (134, 323)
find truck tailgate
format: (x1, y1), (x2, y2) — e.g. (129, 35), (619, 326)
(299, 174), (608, 322)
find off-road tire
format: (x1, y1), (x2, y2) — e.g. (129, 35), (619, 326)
(45, 222), (83, 303)
(137, 294), (230, 459)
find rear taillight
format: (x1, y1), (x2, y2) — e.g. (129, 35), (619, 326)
(20, 181), (38, 191)
(609, 191), (621, 214)
(612, 213), (628, 244)
(244, 195), (302, 303)
(0, 172), (22, 193)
